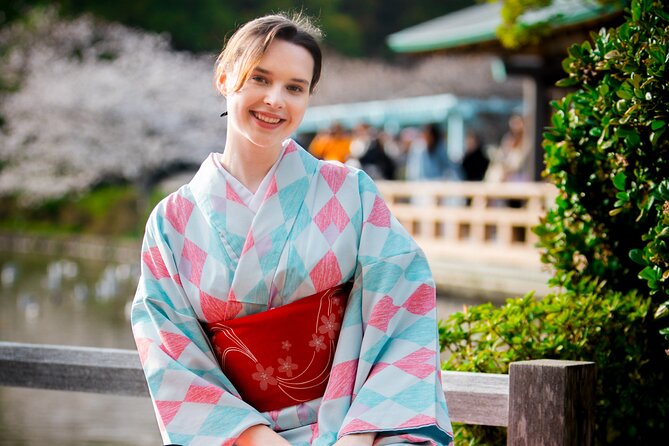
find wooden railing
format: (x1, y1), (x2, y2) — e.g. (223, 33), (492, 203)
(376, 181), (558, 268)
(0, 341), (595, 445)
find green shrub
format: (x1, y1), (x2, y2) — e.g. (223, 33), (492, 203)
(0, 185), (146, 237)
(441, 0), (669, 444)
(541, 0), (669, 309)
(441, 286), (656, 445)
(537, 1), (669, 441)
(493, 0), (623, 49)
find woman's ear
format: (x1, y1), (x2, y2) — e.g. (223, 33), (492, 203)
(216, 71), (228, 96)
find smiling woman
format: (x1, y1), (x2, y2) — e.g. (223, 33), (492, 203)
(130, 13), (453, 446)
(217, 38), (314, 192)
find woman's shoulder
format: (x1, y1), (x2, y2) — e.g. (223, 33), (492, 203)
(289, 138), (381, 195)
(315, 157), (377, 188)
(144, 184), (197, 232)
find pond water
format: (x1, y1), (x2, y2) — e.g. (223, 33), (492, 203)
(0, 250), (480, 446)
(0, 251), (161, 445)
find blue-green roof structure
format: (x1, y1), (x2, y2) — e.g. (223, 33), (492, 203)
(298, 94), (520, 133)
(387, 0), (622, 54)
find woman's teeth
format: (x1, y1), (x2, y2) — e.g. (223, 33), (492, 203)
(254, 112), (281, 124)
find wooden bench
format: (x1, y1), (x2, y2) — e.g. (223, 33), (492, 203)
(0, 341), (595, 445)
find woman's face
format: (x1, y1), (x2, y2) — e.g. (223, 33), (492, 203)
(219, 39), (314, 153)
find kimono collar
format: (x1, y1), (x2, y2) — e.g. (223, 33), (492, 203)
(188, 139), (320, 305)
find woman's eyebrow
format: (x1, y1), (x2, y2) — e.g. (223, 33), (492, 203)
(254, 66), (310, 86)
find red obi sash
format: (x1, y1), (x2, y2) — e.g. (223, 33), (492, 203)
(205, 283), (351, 412)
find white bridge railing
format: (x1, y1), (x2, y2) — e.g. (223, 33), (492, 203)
(376, 181), (557, 268)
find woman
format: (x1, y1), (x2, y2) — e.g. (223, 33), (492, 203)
(485, 114), (530, 183)
(405, 123), (461, 182)
(131, 13), (453, 446)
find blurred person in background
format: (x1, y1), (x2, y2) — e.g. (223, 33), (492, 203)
(392, 126), (420, 180)
(308, 121), (352, 163)
(461, 131), (489, 182)
(348, 123), (396, 180)
(485, 114), (530, 183)
(406, 123), (462, 181)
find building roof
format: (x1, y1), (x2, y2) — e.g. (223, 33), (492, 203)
(311, 53), (522, 106)
(298, 53), (523, 132)
(387, 0), (622, 54)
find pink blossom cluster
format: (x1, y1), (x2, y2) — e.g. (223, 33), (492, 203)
(0, 10), (223, 201)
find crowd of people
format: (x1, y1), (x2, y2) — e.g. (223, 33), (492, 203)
(301, 114), (532, 183)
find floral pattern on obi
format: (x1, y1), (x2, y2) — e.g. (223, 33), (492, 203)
(205, 282), (351, 412)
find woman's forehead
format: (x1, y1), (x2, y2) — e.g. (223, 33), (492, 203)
(256, 40), (314, 75)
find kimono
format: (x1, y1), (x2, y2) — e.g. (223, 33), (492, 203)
(131, 139), (454, 446)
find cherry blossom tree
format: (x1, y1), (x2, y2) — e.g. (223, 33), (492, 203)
(0, 9), (224, 202)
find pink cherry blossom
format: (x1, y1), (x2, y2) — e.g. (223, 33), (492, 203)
(0, 11), (219, 201)
(309, 333), (327, 352)
(318, 313), (340, 339)
(277, 356), (299, 377)
(251, 363), (277, 391)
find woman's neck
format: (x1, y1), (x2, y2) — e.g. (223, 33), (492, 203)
(220, 139), (284, 193)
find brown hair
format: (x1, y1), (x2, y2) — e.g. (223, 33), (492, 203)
(215, 13), (323, 94)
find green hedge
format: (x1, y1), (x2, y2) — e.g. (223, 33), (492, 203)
(0, 185), (158, 237)
(441, 285), (653, 444)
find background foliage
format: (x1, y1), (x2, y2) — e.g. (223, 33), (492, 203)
(0, 185), (150, 237)
(441, 0), (669, 444)
(0, 0), (475, 56)
(493, 0), (626, 48)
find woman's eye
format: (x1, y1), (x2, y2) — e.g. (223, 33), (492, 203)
(251, 76), (268, 84)
(287, 85), (305, 93)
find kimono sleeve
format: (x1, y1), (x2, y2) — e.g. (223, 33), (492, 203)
(339, 172), (454, 445)
(130, 206), (269, 445)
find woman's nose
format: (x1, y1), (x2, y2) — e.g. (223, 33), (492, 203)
(264, 86), (285, 108)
